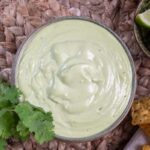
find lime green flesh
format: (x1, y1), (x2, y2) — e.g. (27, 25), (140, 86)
(136, 9), (150, 28)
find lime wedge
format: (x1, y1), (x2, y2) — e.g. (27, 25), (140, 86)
(136, 9), (150, 28)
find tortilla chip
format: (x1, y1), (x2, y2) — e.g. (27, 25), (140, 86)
(142, 145), (150, 150)
(131, 97), (150, 125)
(140, 124), (150, 137)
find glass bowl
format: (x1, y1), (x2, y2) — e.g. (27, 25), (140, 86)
(12, 17), (137, 142)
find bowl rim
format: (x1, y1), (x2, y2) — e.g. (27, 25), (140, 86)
(11, 16), (137, 142)
(134, 0), (150, 57)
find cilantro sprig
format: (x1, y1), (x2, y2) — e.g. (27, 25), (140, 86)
(0, 80), (54, 149)
(15, 102), (54, 144)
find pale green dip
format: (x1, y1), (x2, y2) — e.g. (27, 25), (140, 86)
(15, 19), (132, 138)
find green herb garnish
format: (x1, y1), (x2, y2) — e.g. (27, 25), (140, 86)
(0, 80), (54, 149)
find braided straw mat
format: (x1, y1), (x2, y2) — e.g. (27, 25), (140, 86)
(0, 0), (148, 149)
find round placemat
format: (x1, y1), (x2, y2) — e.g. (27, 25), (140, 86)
(0, 0), (148, 149)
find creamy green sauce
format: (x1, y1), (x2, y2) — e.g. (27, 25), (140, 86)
(15, 19), (132, 138)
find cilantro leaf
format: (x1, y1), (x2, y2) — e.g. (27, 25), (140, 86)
(0, 138), (7, 150)
(0, 80), (21, 106)
(0, 100), (11, 109)
(17, 121), (30, 140)
(0, 109), (19, 139)
(15, 102), (55, 144)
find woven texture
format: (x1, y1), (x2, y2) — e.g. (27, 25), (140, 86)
(0, 0), (148, 149)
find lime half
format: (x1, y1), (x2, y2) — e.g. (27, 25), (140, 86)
(136, 9), (150, 28)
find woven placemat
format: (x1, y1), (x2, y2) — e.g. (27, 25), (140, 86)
(0, 0), (148, 149)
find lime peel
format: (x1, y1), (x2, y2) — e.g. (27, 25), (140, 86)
(136, 9), (150, 28)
